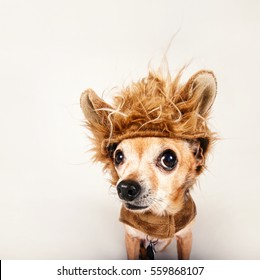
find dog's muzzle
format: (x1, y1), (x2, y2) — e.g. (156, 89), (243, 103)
(117, 180), (141, 202)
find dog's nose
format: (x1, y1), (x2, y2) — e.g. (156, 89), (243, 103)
(117, 180), (141, 201)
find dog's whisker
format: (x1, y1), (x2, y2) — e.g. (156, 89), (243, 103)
(108, 185), (118, 196)
(150, 197), (168, 214)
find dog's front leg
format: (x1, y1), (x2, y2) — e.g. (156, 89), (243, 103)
(174, 227), (192, 260)
(125, 231), (141, 260)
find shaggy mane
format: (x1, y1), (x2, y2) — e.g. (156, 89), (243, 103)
(106, 69), (215, 142)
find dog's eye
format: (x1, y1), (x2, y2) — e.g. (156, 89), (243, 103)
(114, 150), (124, 166)
(158, 149), (177, 171)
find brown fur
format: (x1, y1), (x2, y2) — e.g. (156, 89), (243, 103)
(81, 68), (217, 185)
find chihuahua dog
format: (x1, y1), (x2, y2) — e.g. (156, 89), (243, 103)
(80, 68), (217, 259)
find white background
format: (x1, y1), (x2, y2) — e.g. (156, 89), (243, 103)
(0, 0), (260, 259)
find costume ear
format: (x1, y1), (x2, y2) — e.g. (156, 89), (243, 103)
(184, 70), (217, 117)
(80, 89), (112, 124)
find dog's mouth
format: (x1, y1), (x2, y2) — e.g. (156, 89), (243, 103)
(125, 203), (149, 211)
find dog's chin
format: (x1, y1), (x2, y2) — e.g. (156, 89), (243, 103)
(124, 203), (149, 211)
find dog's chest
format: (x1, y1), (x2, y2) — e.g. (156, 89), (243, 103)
(125, 225), (171, 252)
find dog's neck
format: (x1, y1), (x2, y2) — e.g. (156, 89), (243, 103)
(119, 192), (196, 239)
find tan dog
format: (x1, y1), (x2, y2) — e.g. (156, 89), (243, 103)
(80, 68), (217, 259)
